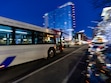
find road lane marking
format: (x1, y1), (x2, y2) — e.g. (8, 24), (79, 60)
(12, 45), (87, 83)
(62, 52), (84, 83)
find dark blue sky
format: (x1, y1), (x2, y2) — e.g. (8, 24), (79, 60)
(0, 0), (102, 37)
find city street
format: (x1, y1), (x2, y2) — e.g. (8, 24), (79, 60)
(1, 0), (111, 83)
(0, 45), (88, 83)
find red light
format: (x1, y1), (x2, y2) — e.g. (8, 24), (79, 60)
(98, 46), (104, 49)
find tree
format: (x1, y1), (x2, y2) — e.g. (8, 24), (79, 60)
(88, 0), (111, 8)
(88, 0), (111, 43)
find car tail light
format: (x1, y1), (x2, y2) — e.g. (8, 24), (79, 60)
(98, 46), (104, 49)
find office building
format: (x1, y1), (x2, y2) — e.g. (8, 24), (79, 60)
(43, 2), (75, 41)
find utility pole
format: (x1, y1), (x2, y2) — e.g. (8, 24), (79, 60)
(88, 26), (95, 38)
(59, 29), (63, 52)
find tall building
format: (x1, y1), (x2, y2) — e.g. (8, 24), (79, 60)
(43, 2), (75, 41)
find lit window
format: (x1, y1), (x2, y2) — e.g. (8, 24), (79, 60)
(15, 29), (32, 44)
(0, 25), (13, 45)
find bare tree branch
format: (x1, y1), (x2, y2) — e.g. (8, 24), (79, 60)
(89, 0), (111, 8)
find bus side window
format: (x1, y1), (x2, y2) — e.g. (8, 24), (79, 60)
(37, 32), (43, 44)
(15, 29), (32, 45)
(0, 25), (13, 45)
(43, 33), (55, 44)
(34, 32), (38, 44)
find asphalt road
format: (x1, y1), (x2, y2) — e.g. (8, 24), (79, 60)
(0, 45), (88, 83)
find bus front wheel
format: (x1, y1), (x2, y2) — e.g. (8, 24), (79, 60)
(48, 48), (55, 58)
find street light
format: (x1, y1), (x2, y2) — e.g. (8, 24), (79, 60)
(87, 26), (95, 38)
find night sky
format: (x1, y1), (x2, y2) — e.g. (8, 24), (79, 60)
(0, 0), (103, 38)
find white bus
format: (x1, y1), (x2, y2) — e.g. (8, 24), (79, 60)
(0, 16), (56, 69)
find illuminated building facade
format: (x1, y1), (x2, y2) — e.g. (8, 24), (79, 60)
(43, 2), (75, 41)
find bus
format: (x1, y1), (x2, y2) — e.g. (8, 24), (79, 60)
(0, 16), (57, 69)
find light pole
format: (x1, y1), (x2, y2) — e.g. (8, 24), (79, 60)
(59, 29), (63, 52)
(57, 29), (63, 52)
(88, 26), (95, 38)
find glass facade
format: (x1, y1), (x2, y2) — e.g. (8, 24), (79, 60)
(44, 2), (75, 41)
